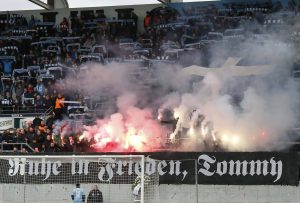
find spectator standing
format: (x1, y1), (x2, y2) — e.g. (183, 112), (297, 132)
(13, 82), (24, 101)
(60, 17), (69, 37)
(144, 12), (151, 30)
(34, 130), (44, 144)
(45, 112), (55, 129)
(26, 127), (35, 142)
(70, 47), (79, 61)
(18, 129), (27, 143)
(54, 93), (65, 119)
(43, 134), (52, 151)
(31, 138), (40, 152)
(43, 95), (52, 109)
(28, 15), (36, 28)
(71, 15), (82, 35)
(21, 88), (34, 107)
(65, 54), (73, 66)
(38, 121), (46, 133)
(71, 183), (85, 203)
(87, 185), (103, 203)
(27, 84), (35, 95)
(12, 97), (21, 112)
(61, 137), (73, 152)
(35, 94), (44, 111)
(35, 80), (46, 96)
(32, 116), (42, 128)
(48, 142), (59, 152)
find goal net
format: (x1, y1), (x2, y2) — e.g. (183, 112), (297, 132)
(0, 155), (159, 203)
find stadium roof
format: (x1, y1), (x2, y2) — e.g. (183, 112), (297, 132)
(0, 0), (216, 11)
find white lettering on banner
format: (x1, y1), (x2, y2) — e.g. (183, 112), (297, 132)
(6, 155), (283, 183)
(8, 158), (20, 176)
(198, 155), (283, 183)
(116, 160), (126, 176)
(157, 160), (168, 175)
(52, 161), (61, 175)
(216, 161), (228, 176)
(146, 158), (156, 175)
(71, 159), (89, 175)
(98, 161), (114, 181)
(198, 154), (215, 176)
(9, 158), (61, 180)
(270, 157), (283, 182)
(7, 156), (188, 181)
(128, 160), (134, 176)
(95, 157), (187, 181)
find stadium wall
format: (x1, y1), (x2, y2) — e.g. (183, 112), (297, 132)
(0, 4), (159, 34)
(1, 184), (300, 203)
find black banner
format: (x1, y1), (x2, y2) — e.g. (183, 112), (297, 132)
(0, 152), (298, 186)
(147, 152), (299, 186)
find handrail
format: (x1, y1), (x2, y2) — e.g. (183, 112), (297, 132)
(0, 142), (34, 152)
(0, 106), (53, 118)
(41, 106), (54, 119)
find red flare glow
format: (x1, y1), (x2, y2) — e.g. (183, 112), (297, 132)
(80, 108), (167, 152)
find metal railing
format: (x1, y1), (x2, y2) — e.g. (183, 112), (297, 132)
(0, 106), (53, 117)
(41, 106), (54, 118)
(0, 142), (35, 152)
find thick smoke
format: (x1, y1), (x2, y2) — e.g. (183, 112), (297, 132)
(59, 14), (300, 152)
(62, 63), (173, 151)
(168, 70), (299, 151)
(163, 27), (299, 151)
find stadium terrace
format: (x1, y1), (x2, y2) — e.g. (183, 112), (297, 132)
(1, 0), (300, 202)
(0, 0), (300, 153)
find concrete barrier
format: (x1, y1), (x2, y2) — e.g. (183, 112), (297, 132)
(1, 184), (300, 203)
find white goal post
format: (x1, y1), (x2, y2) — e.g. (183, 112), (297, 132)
(0, 155), (159, 203)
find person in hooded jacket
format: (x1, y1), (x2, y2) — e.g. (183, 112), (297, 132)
(87, 185), (103, 203)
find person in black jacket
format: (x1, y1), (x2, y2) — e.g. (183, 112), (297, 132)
(87, 185), (103, 203)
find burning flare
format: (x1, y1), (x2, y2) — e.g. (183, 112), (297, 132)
(80, 107), (167, 152)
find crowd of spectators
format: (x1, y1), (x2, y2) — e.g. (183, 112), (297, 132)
(0, 113), (89, 153)
(0, 0), (299, 153)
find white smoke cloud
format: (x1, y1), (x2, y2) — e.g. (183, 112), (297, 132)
(59, 14), (300, 152)
(164, 36), (300, 151)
